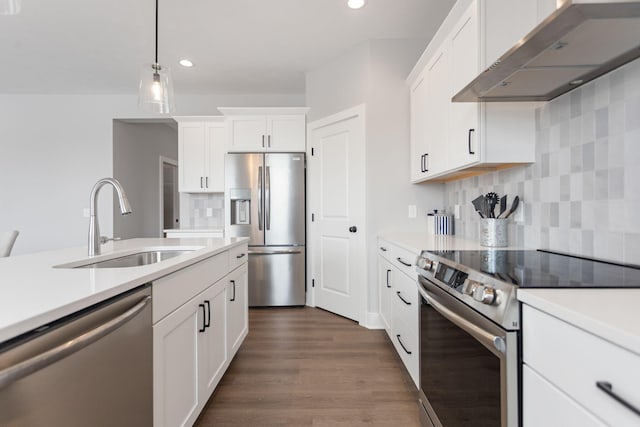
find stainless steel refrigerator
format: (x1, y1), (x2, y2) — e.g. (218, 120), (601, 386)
(225, 153), (305, 306)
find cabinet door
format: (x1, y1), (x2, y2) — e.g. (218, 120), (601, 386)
(410, 72), (429, 183)
(424, 47), (450, 176)
(227, 264), (249, 358)
(153, 297), (201, 427)
(378, 255), (394, 334)
(227, 116), (267, 152)
(449, 2), (480, 169)
(179, 122), (207, 192)
(267, 115), (306, 152)
(205, 122), (226, 192)
(199, 282), (228, 402)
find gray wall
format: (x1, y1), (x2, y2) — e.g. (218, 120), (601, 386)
(0, 92), (304, 255)
(306, 39), (446, 317)
(113, 121), (178, 239)
(445, 57), (640, 264)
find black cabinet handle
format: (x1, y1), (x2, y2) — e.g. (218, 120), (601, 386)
(230, 280), (236, 302)
(424, 153), (429, 172)
(200, 177), (204, 188)
(420, 154), (425, 173)
(396, 334), (412, 355)
(380, 247), (387, 252)
(236, 253), (246, 259)
(262, 135), (265, 147)
(349, 226), (357, 233)
(596, 381), (640, 416)
(397, 257), (411, 267)
(205, 176), (209, 188)
(198, 304), (206, 332)
(386, 269), (392, 288)
(468, 128), (475, 155)
(396, 291), (411, 305)
(204, 300), (211, 328)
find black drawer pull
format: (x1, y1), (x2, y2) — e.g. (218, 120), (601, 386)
(397, 257), (411, 267)
(380, 247), (387, 252)
(396, 334), (412, 355)
(236, 253), (246, 259)
(386, 269), (392, 288)
(230, 280), (236, 302)
(198, 304), (206, 333)
(468, 128), (476, 154)
(204, 300), (211, 328)
(596, 381), (640, 416)
(396, 291), (411, 305)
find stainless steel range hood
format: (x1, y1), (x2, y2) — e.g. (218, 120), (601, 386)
(453, 1), (640, 102)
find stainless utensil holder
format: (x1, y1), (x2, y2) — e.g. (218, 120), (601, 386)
(480, 218), (508, 247)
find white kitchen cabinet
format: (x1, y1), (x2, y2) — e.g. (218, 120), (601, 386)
(227, 263), (248, 359)
(377, 238), (419, 388)
(407, 0), (537, 182)
(152, 242), (249, 427)
(218, 107), (309, 152)
(176, 117), (226, 193)
(522, 304), (640, 426)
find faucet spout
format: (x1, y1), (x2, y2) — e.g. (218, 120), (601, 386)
(88, 178), (132, 256)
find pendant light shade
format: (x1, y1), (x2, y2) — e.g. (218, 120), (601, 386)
(0, 0), (22, 15)
(138, 0), (175, 114)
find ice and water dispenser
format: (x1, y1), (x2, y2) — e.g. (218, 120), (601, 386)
(229, 189), (251, 225)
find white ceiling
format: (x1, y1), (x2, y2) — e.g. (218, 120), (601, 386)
(0, 0), (455, 95)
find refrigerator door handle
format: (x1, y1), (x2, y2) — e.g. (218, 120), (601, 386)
(257, 166), (263, 231)
(249, 249), (302, 255)
(266, 166), (271, 230)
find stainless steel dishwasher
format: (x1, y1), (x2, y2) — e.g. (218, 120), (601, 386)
(0, 285), (152, 426)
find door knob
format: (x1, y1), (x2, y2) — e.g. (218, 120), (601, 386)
(349, 226), (357, 233)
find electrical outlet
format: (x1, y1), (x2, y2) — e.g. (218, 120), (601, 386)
(83, 208), (90, 218)
(514, 201), (524, 222)
(454, 204), (461, 219)
(408, 205), (417, 219)
(206, 208), (213, 217)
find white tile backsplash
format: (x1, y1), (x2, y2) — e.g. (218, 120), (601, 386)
(444, 58), (640, 264)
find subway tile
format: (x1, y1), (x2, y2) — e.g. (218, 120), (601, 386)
(549, 228), (569, 253)
(582, 83), (595, 113)
(595, 107), (609, 139)
(570, 90), (582, 118)
(582, 141), (595, 172)
(610, 67), (626, 103)
(594, 78), (610, 110)
(541, 202), (551, 227)
(624, 233), (640, 264)
(551, 94), (571, 126)
(582, 229), (594, 256)
(595, 170), (608, 200)
(570, 116), (582, 146)
(570, 145), (582, 173)
(540, 226), (550, 249)
(593, 200), (610, 231)
(582, 111), (595, 143)
(559, 201), (570, 229)
(560, 174), (571, 202)
(609, 101), (625, 137)
(608, 135), (625, 168)
(582, 200), (595, 229)
(624, 58), (640, 100)
(569, 229), (582, 254)
(571, 201), (582, 228)
(550, 202), (560, 227)
(608, 200), (626, 233)
(583, 171), (595, 201)
(623, 200), (640, 233)
(608, 168), (624, 200)
(570, 173), (583, 201)
(625, 95), (640, 131)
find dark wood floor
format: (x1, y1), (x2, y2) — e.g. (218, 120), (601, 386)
(196, 307), (420, 426)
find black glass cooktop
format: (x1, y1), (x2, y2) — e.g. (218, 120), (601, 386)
(428, 249), (640, 288)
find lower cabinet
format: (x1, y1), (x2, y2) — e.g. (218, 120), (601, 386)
(153, 243), (249, 427)
(378, 239), (419, 388)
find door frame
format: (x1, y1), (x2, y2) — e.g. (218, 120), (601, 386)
(306, 104), (368, 326)
(158, 156), (179, 236)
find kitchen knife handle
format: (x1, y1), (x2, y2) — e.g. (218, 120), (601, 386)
(258, 166), (263, 231)
(468, 129), (476, 155)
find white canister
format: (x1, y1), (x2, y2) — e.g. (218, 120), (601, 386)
(479, 218), (508, 247)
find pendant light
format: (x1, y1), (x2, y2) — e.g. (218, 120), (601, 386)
(0, 0), (22, 15)
(138, 0), (175, 113)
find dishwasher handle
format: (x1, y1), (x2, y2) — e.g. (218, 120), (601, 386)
(0, 295), (151, 390)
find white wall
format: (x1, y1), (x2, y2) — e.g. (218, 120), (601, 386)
(0, 92), (304, 255)
(113, 121), (178, 239)
(305, 39), (445, 321)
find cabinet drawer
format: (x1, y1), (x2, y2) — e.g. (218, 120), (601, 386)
(392, 316), (419, 388)
(378, 239), (395, 262)
(228, 243), (248, 270)
(153, 252), (229, 324)
(523, 365), (605, 427)
(523, 305), (640, 426)
(391, 245), (418, 280)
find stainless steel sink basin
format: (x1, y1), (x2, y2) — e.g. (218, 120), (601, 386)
(74, 250), (193, 269)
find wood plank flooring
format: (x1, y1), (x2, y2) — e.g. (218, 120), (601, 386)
(196, 307), (420, 426)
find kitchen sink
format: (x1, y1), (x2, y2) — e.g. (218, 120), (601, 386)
(75, 250), (193, 268)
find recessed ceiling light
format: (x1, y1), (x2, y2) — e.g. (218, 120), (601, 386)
(347, 0), (365, 9)
(179, 59), (194, 68)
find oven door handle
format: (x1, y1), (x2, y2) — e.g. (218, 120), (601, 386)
(419, 286), (506, 358)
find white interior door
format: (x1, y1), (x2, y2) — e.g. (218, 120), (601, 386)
(308, 106), (365, 322)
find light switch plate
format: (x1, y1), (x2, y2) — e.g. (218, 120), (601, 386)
(454, 205), (460, 219)
(83, 208), (90, 218)
(514, 202), (524, 222)
(206, 208), (213, 217)
(408, 205), (417, 219)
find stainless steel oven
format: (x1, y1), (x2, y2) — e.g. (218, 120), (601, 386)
(416, 255), (519, 427)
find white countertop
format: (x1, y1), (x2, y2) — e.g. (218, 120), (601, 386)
(378, 231), (525, 254)
(0, 237), (246, 343)
(163, 228), (224, 233)
(518, 289), (640, 356)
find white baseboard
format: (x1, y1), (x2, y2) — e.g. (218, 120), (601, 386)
(360, 312), (384, 329)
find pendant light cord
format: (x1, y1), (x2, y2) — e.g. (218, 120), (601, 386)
(155, 0), (159, 64)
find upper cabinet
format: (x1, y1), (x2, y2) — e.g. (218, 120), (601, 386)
(408, 0), (540, 182)
(218, 107), (309, 153)
(175, 117), (226, 193)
